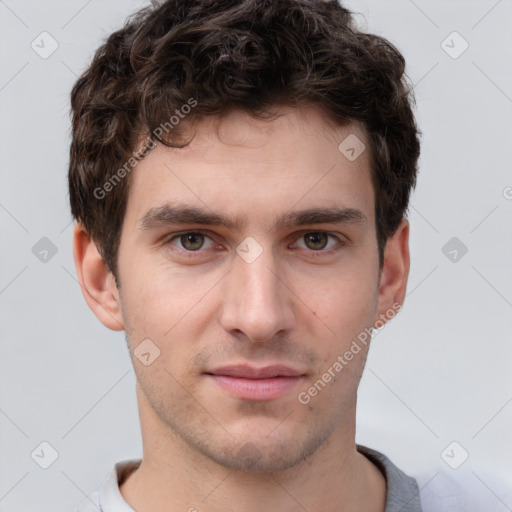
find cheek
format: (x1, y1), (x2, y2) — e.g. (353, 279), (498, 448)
(299, 277), (375, 406)
(119, 254), (213, 331)
(292, 268), (378, 391)
(118, 259), (221, 381)
(298, 265), (378, 334)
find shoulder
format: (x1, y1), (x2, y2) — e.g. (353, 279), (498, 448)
(357, 444), (423, 511)
(358, 445), (512, 512)
(73, 459), (141, 512)
(417, 469), (512, 512)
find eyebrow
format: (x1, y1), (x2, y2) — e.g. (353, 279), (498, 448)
(138, 203), (367, 233)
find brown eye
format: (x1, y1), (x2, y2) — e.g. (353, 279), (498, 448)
(293, 232), (343, 255)
(164, 231), (218, 259)
(303, 232), (329, 250)
(179, 233), (205, 251)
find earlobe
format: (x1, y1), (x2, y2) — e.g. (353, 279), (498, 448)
(374, 218), (410, 326)
(73, 223), (125, 331)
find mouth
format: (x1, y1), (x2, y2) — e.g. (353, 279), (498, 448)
(204, 364), (306, 401)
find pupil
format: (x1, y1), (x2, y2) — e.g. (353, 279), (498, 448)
(306, 232), (327, 250)
(182, 233), (203, 250)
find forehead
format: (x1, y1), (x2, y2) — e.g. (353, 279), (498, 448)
(125, 106), (374, 229)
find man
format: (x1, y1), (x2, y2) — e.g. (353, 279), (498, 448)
(69, 0), (467, 510)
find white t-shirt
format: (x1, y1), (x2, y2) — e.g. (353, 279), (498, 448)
(75, 444), (511, 511)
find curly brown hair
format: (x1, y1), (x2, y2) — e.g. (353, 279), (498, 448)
(68, 0), (420, 279)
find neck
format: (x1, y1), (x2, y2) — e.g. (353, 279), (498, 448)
(120, 389), (386, 512)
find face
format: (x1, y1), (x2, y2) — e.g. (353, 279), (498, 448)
(80, 106), (408, 473)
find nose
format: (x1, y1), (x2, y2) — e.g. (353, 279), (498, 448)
(218, 246), (295, 343)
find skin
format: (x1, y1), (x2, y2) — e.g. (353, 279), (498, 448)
(74, 105), (410, 512)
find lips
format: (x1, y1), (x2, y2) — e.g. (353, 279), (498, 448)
(204, 364), (306, 401)
(206, 364), (304, 379)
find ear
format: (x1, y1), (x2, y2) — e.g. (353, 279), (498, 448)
(374, 218), (410, 327)
(73, 223), (125, 331)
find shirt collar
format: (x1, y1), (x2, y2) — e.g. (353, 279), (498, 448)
(98, 446), (421, 512)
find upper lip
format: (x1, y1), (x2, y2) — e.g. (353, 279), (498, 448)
(205, 364), (305, 379)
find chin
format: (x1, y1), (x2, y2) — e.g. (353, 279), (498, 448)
(194, 431), (326, 474)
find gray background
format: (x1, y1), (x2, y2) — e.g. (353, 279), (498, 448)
(1, 0), (511, 510)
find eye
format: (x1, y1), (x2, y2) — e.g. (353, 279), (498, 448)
(293, 232), (342, 252)
(168, 232), (216, 251)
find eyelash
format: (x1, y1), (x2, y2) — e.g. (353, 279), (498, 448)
(162, 230), (345, 259)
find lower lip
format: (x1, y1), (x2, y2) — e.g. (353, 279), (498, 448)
(206, 375), (304, 401)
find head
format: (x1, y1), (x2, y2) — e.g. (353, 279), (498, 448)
(70, 0), (420, 473)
